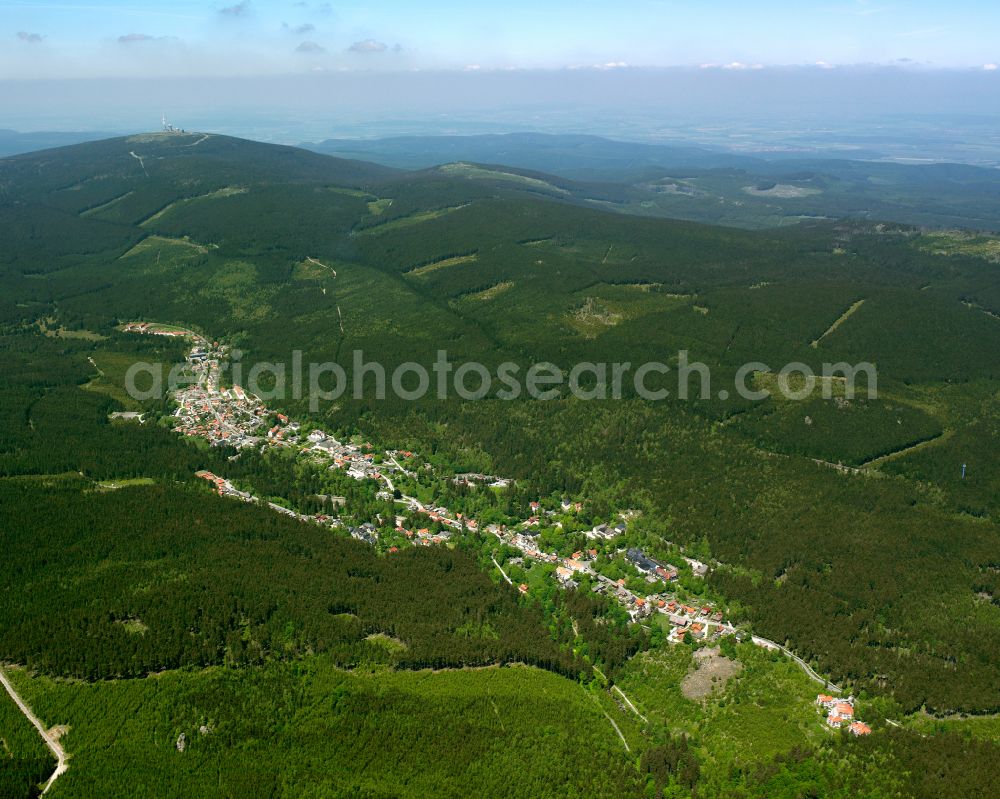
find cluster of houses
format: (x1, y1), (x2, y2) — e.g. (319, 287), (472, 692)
(816, 695), (872, 736)
(349, 522), (379, 545)
(124, 323), (274, 450)
(491, 517), (733, 634)
(196, 470), (251, 501)
(586, 521), (628, 540)
(394, 523), (452, 547)
(453, 472), (511, 489)
(627, 548), (679, 581)
(171, 345), (273, 449)
(307, 430), (385, 481)
(595, 577), (730, 639)
(173, 380), (269, 449)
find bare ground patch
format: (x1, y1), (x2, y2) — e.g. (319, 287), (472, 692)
(680, 647), (742, 701)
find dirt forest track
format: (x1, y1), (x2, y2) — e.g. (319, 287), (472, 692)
(0, 664), (68, 795)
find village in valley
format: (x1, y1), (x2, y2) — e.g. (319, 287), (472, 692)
(122, 321), (870, 736)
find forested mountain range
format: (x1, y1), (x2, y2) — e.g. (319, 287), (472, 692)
(305, 131), (1000, 230)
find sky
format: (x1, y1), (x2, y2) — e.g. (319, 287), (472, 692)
(2, 0), (999, 78)
(1, 0), (998, 151)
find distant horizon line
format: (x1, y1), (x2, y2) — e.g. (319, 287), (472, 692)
(2, 62), (1000, 83)
(3, 128), (1000, 173)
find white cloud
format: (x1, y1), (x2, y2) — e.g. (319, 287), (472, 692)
(984, 63), (998, 71)
(295, 41), (325, 54)
(118, 33), (157, 44)
(348, 39), (388, 53)
(219, 1), (250, 18)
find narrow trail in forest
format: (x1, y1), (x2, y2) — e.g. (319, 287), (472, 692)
(0, 665), (68, 795)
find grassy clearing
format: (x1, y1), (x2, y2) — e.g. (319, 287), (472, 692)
(751, 370), (852, 401)
(461, 281), (514, 302)
(366, 198), (393, 215)
(365, 633), (409, 655)
(861, 427), (952, 468)
(568, 297), (623, 337)
(524, 237), (639, 265)
(357, 204), (471, 235)
(138, 323), (197, 335)
(80, 191), (134, 218)
(139, 187), (248, 226)
(438, 163), (571, 195)
(915, 231), (1000, 263)
(406, 253), (478, 277)
(618, 642), (824, 769)
(322, 187), (372, 199)
(115, 618), (149, 635)
(743, 184), (821, 198)
(812, 299), (866, 347)
(95, 478), (157, 492)
(621, 282), (663, 292)
(565, 284), (693, 337)
(292, 258), (341, 281)
(36, 318), (106, 341)
(120, 235), (210, 260)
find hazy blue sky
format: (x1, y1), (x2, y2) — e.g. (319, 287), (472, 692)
(2, 0), (999, 78)
(2, 0), (998, 156)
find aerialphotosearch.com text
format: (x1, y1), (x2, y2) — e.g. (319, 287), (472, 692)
(126, 349), (878, 410)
